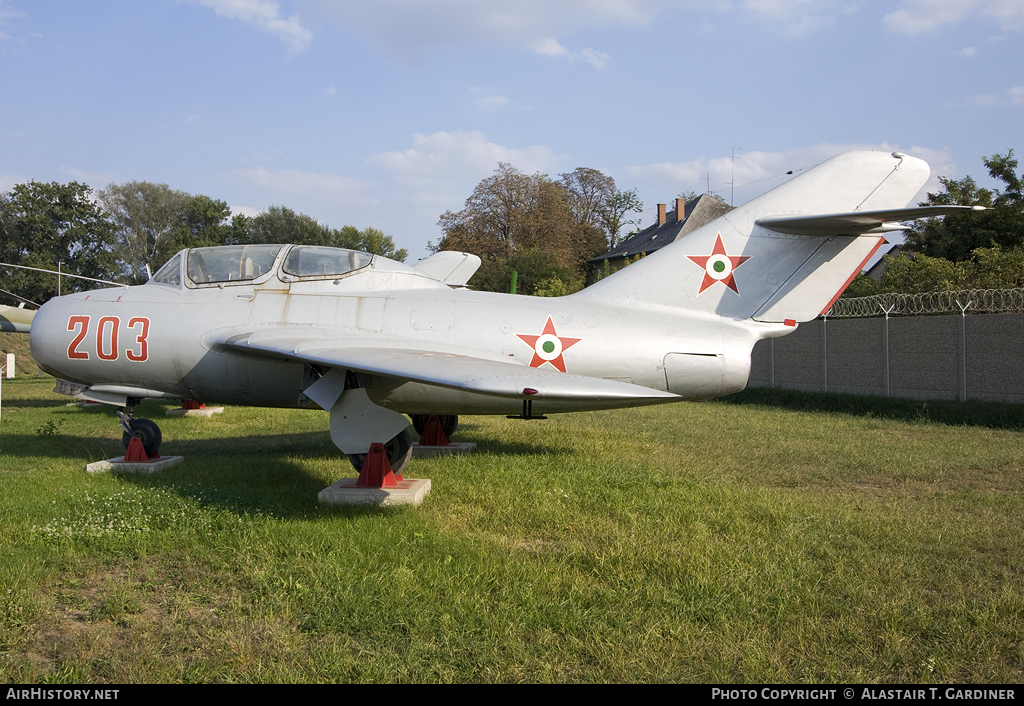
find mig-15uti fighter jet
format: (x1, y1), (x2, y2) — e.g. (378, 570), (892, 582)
(28, 151), (981, 476)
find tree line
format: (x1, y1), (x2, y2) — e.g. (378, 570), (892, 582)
(845, 149), (1024, 297)
(0, 181), (406, 303)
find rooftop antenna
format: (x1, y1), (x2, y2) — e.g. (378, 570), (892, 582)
(729, 147), (742, 206)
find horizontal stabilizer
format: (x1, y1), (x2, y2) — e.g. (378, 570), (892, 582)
(756, 205), (985, 236)
(228, 337), (680, 402)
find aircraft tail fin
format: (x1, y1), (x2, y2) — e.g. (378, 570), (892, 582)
(575, 151), (943, 324)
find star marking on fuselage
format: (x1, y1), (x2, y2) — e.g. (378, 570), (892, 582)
(515, 316), (582, 373)
(687, 233), (751, 294)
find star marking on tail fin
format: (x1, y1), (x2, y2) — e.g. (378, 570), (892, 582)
(687, 233), (750, 294)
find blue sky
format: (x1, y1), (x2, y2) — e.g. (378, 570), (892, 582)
(2, 0), (1022, 260)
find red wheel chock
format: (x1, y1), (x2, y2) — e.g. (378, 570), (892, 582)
(123, 437), (160, 463)
(356, 443), (403, 488)
(182, 400), (206, 410)
(418, 415), (451, 446)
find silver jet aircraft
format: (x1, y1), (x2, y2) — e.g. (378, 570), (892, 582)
(29, 151), (979, 475)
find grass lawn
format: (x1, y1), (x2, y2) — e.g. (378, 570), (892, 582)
(1, 376), (1022, 683)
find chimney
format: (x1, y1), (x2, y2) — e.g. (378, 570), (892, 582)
(676, 197), (686, 223)
(657, 203), (666, 226)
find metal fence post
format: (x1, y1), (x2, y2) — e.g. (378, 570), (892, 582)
(957, 298), (972, 402)
(881, 303), (894, 397)
(822, 314), (828, 393)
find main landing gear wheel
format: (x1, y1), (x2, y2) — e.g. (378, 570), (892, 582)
(411, 414), (458, 438)
(121, 418), (162, 457)
(348, 429), (412, 475)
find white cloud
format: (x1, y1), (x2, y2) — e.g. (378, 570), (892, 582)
(626, 143), (954, 207)
(528, 37), (610, 68)
(964, 93), (1001, 106)
(467, 86), (518, 111)
(60, 166), (116, 185)
(0, 1), (21, 26)
(276, 1), (877, 63)
(960, 85), (1024, 107)
(230, 204), (261, 218)
(230, 166), (378, 206)
(954, 46), (978, 57)
(304, 0), (728, 64)
(573, 47), (612, 69)
(474, 95), (510, 111)
(741, 0), (862, 36)
(883, 0), (1024, 34)
(0, 174), (28, 192)
(369, 130), (561, 215)
(0, 0), (24, 44)
(370, 130), (558, 180)
(185, 0), (313, 52)
(532, 37), (571, 57)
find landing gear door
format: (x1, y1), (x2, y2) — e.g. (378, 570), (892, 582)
(662, 352), (725, 400)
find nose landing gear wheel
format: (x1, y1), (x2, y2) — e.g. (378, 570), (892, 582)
(347, 429), (412, 475)
(121, 418), (162, 457)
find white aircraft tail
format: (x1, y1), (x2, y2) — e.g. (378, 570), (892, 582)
(576, 151), (932, 324)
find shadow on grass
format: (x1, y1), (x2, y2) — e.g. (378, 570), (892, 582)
(6, 425), (562, 519)
(718, 387), (1024, 430)
(2, 430), (417, 519)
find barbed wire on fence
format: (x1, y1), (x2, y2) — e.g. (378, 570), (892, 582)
(826, 288), (1024, 318)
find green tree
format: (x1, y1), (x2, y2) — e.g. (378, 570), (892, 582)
(559, 167), (643, 249)
(334, 225), (408, 262)
(0, 181), (117, 303)
(875, 252), (966, 293)
(906, 149), (1023, 261)
(600, 188), (644, 247)
(232, 207), (407, 261)
(435, 163), (613, 293)
(178, 194), (233, 249)
(98, 181), (232, 283)
(560, 168), (614, 227)
(232, 205), (334, 246)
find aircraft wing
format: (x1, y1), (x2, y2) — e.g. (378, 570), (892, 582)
(0, 304), (35, 333)
(756, 205), (985, 236)
(228, 336), (680, 402)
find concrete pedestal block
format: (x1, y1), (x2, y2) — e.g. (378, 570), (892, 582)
(317, 477), (431, 507)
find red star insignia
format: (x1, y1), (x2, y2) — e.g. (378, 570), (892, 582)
(687, 233), (751, 294)
(515, 316), (582, 373)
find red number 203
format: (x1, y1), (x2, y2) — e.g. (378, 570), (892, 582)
(66, 316), (150, 362)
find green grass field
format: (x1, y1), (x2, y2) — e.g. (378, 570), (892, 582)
(1, 376), (1022, 683)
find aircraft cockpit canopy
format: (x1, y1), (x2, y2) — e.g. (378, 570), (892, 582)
(151, 253), (182, 286)
(148, 244), (377, 289)
(281, 246), (373, 279)
(187, 245), (283, 284)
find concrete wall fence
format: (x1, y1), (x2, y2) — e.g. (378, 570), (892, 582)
(748, 313), (1024, 404)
